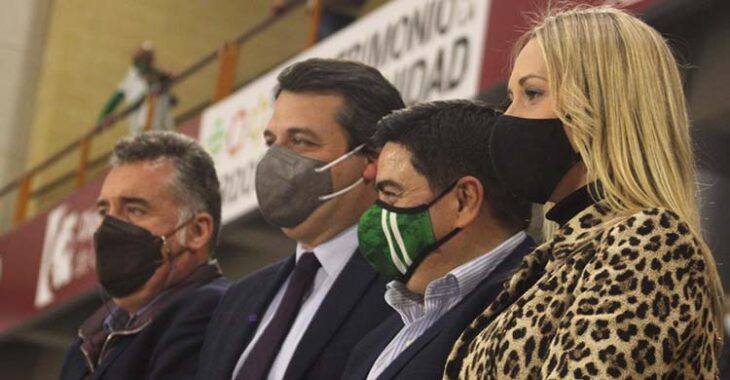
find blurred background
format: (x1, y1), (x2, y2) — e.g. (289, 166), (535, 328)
(0, 0), (727, 378)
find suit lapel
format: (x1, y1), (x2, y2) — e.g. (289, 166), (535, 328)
(220, 256), (296, 377)
(283, 251), (378, 380)
(377, 325), (441, 379)
(379, 238), (536, 380)
(88, 337), (134, 379)
(485, 238), (536, 286)
(348, 316), (403, 380)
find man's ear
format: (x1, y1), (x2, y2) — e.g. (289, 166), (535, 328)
(186, 212), (214, 253)
(362, 153), (378, 182)
(454, 176), (484, 229)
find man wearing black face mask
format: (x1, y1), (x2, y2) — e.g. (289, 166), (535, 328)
(59, 131), (229, 380)
(342, 100), (534, 380)
(196, 58), (405, 380)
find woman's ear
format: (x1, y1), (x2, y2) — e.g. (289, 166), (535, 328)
(454, 176), (484, 229)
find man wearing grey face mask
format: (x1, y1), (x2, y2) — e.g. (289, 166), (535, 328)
(196, 58), (406, 380)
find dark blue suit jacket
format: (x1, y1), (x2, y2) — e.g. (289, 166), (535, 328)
(342, 237), (535, 380)
(195, 250), (393, 380)
(59, 276), (229, 380)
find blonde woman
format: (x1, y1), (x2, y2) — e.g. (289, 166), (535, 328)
(444, 6), (724, 379)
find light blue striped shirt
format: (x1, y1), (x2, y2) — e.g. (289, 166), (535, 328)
(366, 231), (527, 380)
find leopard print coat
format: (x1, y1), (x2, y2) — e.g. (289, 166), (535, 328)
(444, 204), (720, 379)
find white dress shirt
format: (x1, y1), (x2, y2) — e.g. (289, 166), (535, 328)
(366, 231), (528, 380)
(232, 225), (358, 380)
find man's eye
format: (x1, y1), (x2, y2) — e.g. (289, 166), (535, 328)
(127, 207), (146, 216)
(97, 208), (108, 217)
(292, 137), (312, 146)
(379, 189), (399, 202)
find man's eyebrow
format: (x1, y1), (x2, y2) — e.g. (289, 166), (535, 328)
(518, 74), (548, 86)
(287, 127), (320, 139)
(119, 196), (152, 208)
(376, 179), (404, 192)
(95, 199), (109, 208)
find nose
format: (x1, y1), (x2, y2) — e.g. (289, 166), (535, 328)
(105, 206), (122, 219)
(104, 204), (132, 224)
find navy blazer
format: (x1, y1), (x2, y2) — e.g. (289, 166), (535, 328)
(195, 250), (393, 380)
(59, 276), (229, 380)
(342, 237), (535, 380)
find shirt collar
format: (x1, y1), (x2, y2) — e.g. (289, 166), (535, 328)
(385, 231), (527, 324)
(102, 304), (129, 333)
(384, 281), (426, 323)
(295, 225), (358, 277)
(448, 231), (527, 297)
(101, 261), (221, 333)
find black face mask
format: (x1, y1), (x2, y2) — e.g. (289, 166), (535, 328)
(93, 216), (189, 298)
(489, 115), (581, 204)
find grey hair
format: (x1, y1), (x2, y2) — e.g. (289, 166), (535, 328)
(110, 131), (222, 252)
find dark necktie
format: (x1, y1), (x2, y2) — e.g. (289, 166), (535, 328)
(236, 252), (321, 380)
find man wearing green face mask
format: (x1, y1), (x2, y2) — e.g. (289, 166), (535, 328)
(344, 100), (535, 380)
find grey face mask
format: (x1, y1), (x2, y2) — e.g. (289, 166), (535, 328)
(255, 144), (365, 228)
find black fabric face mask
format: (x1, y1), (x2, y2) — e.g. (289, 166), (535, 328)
(489, 115), (581, 204)
(93, 216), (187, 298)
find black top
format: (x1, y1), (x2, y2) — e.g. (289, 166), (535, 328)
(545, 185), (600, 226)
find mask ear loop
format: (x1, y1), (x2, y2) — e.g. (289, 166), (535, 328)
(315, 144), (367, 202)
(402, 227), (462, 282)
(159, 213), (197, 289)
(314, 144), (365, 173)
(398, 180), (462, 282)
(318, 178), (364, 201)
(425, 180), (460, 208)
(160, 235), (178, 289)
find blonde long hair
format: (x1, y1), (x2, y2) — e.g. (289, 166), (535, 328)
(520, 5), (724, 345)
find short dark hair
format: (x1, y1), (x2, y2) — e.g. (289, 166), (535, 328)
(374, 100), (530, 231)
(275, 58), (405, 155)
(110, 131), (222, 250)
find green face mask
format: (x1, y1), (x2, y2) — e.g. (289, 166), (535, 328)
(358, 182), (461, 282)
